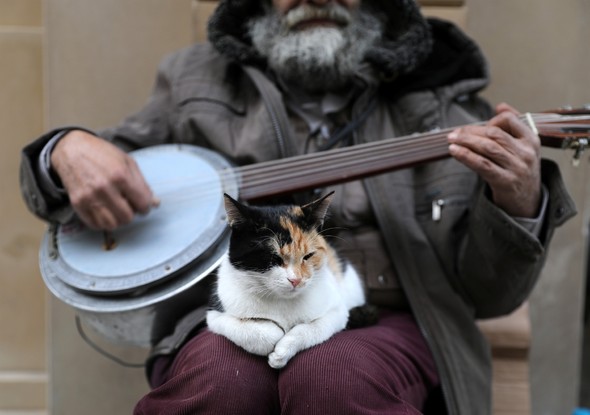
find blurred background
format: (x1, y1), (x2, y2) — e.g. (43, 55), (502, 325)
(1, 0), (589, 414)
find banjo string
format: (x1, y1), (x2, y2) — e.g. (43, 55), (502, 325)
(144, 132), (450, 201)
(140, 112), (581, 202)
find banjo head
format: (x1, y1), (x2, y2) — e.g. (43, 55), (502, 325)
(43, 144), (238, 295)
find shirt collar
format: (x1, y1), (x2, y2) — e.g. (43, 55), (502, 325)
(276, 64), (377, 138)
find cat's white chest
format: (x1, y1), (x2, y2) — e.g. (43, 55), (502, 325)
(208, 254), (364, 368)
(216, 256), (338, 330)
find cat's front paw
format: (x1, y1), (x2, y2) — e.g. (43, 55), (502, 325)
(243, 320), (285, 355)
(268, 350), (291, 369)
(268, 340), (298, 369)
(207, 311), (284, 355)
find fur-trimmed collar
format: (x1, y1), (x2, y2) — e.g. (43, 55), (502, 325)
(207, 0), (433, 80)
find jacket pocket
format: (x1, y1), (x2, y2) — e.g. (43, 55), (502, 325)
(411, 158), (478, 274)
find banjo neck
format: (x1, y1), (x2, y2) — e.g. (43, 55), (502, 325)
(236, 111), (590, 200)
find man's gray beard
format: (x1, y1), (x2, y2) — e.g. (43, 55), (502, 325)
(249, 6), (382, 92)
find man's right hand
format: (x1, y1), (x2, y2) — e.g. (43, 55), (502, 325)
(51, 130), (157, 230)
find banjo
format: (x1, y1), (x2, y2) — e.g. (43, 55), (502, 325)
(39, 109), (590, 347)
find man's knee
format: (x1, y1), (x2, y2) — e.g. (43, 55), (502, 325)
(144, 331), (280, 414)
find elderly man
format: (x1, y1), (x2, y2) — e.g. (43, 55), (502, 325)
(20, 0), (575, 414)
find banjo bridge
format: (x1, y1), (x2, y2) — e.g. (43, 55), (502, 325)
(102, 231), (117, 251)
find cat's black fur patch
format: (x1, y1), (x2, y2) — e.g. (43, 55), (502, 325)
(346, 304), (380, 329)
(227, 205), (296, 272)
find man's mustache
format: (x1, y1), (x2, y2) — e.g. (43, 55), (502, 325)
(283, 4), (352, 30)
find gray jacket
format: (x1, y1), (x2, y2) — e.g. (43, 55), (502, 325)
(20, 2), (576, 414)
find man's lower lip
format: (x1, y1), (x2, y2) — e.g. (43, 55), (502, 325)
(292, 19), (343, 30)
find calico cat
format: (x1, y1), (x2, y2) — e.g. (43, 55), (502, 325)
(206, 192), (372, 369)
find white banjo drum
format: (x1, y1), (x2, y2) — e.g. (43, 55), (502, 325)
(38, 111), (590, 347)
(40, 144), (238, 347)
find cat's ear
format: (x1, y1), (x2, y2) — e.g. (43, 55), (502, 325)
(223, 193), (248, 227)
(301, 191), (334, 229)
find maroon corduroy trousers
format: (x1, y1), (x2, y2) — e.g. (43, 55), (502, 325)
(134, 311), (439, 414)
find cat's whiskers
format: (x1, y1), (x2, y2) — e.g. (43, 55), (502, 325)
(248, 284), (272, 299)
(307, 229), (336, 250)
(318, 225), (349, 234)
(239, 271), (274, 298)
(321, 234), (347, 244)
(317, 226), (349, 241)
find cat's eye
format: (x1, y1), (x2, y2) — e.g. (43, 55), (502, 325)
(303, 252), (315, 261)
(271, 254), (284, 267)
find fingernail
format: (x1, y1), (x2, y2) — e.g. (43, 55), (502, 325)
(448, 131), (458, 141)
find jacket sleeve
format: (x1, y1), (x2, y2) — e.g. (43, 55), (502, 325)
(20, 127), (96, 223)
(455, 159), (576, 318)
(19, 52), (180, 224)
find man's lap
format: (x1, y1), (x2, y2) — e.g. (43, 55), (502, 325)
(135, 311), (439, 415)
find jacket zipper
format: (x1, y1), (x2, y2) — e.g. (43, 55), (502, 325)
(415, 196), (470, 222)
(432, 199), (445, 221)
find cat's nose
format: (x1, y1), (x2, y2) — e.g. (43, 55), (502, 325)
(288, 277), (302, 287)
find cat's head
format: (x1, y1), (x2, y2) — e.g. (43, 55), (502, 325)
(222, 192), (335, 297)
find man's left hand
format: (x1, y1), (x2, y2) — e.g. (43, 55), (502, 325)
(447, 103), (541, 218)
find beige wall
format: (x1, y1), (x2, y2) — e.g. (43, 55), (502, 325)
(43, 1), (195, 414)
(2, 0), (588, 414)
(467, 0), (590, 110)
(0, 0), (47, 413)
(467, 1), (590, 414)
(0, 1), (194, 413)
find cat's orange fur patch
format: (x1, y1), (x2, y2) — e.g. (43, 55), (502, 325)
(276, 216), (343, 281)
